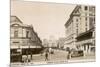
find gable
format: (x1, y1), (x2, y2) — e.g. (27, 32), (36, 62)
(10, 16), (23, 27)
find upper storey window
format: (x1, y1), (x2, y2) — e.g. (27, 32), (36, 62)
(14, 31), (18, 37)
(26, 31), (29, 38)
(89, 7), (95, 13)
(76, 19), (78, 22)
(84, 6), (88, 10)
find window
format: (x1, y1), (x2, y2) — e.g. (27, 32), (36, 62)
(76, 19), (78, 22)
(76, 23), (78, 35)
(89, 17), (94, 29)
(89, 13), (93, 16)
(13, 42), (19, 43)
(76, 23), (78, 27)
(76, 29), (78, 35)
(84, 45), (86, 50)
(85, 13), (88, 16)
(85, 28), (87, 31)
(89, 7), (95, 12)
(84, 6), (88, 10)
(14, 31), (18, 37)
(26, 31), (29, 38)
(85, 17), (87, 21)
(85, 22), (87, 26)
(94, 17), (95, 24)
(72, 20), (73, 22)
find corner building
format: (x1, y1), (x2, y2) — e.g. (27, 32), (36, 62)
(10, 16), (43, 62)
(65, 5), (95, 54)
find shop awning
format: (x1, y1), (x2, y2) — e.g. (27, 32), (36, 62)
(76, 30), (93, 41)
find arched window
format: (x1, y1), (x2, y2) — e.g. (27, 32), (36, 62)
(14, 31), (18, 37)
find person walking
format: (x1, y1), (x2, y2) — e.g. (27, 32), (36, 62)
(45, 51), (49, 61)
(67, 50), (71, 60)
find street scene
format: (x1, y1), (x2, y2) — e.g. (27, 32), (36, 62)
(10, 0), (95, 66)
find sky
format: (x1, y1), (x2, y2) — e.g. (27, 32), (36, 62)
(11, 0), (76, 40)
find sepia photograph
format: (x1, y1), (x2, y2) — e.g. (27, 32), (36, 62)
(10, 0), (95, 66)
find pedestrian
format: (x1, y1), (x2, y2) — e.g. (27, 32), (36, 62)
(45, 52), (49, 61)
(67, 50), (71, 60)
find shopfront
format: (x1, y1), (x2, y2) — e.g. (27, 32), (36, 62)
(76, 30), (95, 54)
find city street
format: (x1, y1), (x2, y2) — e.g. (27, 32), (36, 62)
(31, 49), (68, 62)
(18, 49), (95, 64)
(10, 1), (96, 66)
(31, 49), (95, 63)
(11, 49), (95, 66)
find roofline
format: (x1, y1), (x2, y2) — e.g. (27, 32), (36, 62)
(11, 15), (23, 23)
(64, 5), (80, 28)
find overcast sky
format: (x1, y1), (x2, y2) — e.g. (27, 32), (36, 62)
(11, 0), (76, 40)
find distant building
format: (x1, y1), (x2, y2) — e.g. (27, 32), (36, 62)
(10, 16), (43, 62)
(57, 37), (66, 49)
(42, 39), (49, 47)
(65, 5), (95, 54)
(48, 36), (57, 48)
(48, 39), (57, 48)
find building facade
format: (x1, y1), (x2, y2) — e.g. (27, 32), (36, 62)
(10, 16), (43, 62)
(42, 39), (49, 47)
(57, 37), (66, 49)
(64, 6), (80, 49)
(64, 5), (95, 54)
(75, 5), (95, 54)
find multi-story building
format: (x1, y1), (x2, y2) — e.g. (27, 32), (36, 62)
(64, 5), (95, 54)
(75, 5), (95, 54)
(64, 6), (80, 50)
(10, 16), (43, 62)
(57, 37), (66, 49)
